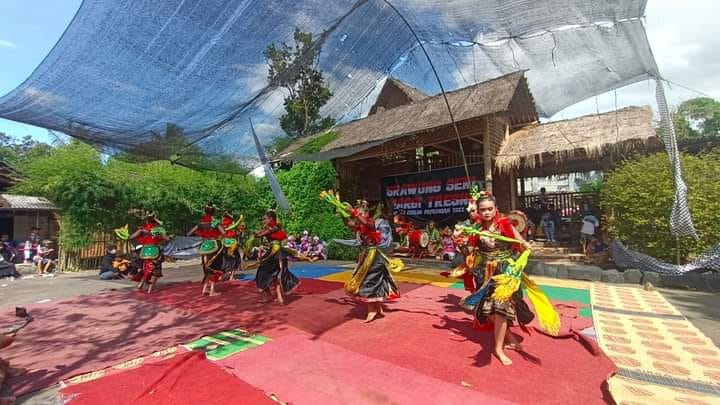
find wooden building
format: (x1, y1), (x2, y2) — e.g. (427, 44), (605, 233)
(277, 71), (538, 223)
(0, 194), (60, 242)
(496, 105), (661, 210)
(276, 72), (659, 227)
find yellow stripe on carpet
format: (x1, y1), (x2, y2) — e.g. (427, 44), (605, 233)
(591, 284), (720, 403)
(319, 269), (456, 288)
(531, 276), (591, 290)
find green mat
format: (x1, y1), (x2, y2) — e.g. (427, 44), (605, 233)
(449, 281), (592, 318)
(183, 329), (270, 361)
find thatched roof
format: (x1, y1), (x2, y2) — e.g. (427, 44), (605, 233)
(495, 106), (659, 173)
(276, 71), (535, 161)
(368, 79), (428, 115)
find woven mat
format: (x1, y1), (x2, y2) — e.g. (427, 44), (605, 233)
(591, 284), (720, 404)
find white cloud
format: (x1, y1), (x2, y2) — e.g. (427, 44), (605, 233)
(22, 86), (65, 107)
(552, 0), (720, 121)
(0, 39), (17, 49)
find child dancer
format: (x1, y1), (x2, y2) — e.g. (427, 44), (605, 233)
(457, 189), (559, 365)
(253, 211), (303, 305)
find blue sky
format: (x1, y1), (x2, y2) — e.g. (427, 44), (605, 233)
(0, 0), (82, 143)
(0, 1), (718, 144)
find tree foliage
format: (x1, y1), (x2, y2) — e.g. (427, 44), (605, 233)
(10, 138), (355, 260)
(667, 97), (720, 140)
(264, 29), (335, 138)
(267, 161), (355, 260)
(0, 132), (53, 168)
(13, 141), (264, 250)
(601, 152), (720, 262)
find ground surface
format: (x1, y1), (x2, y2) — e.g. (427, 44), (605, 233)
(0, 260), (715, 405)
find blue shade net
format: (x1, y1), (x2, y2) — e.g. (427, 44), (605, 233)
(0, 0), (658, 172)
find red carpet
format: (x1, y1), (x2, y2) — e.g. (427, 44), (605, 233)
(1, 278), (614, 403)
(219, 332), (514, 405)
(318, 285), (615, 405)
(135, 280), (423, 338)
(61, 351), (274, 404)
(0, 291), (237, 396)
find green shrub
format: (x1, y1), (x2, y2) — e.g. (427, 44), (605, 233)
(261, 161), (354, 259)
(296, 131), (338, 154)
(601, 152), (720, 262)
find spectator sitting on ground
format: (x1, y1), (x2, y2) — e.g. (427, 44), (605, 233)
(33, 240), (55, 275)
(0, 245), (20, 280)
(308, 236), (327, 260)
(441, 227), (456, 261)
(299, 231), (310, 254)
(586, 235), (609, 264)
(0, 236), (16, 264)
(286, 235), (298, 251)
(99, 244), (121, 280)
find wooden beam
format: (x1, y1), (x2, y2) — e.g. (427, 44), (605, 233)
(430, 144), (457, 154)
(483, 118), (493, 192)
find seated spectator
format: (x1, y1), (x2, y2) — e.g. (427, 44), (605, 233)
(0, 236), (16, 264)
(99, 244), (121, 280)
(33, 240), (55, 275)
(441, 227), (456, 261)
(299, 231), (310, 254)
(286, 235), (298, 251)
(308, 236), (327, 260)
(586, 235), (609, 265)
(0, 245), (20, 279)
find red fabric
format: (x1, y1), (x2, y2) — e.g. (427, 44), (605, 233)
(137, 223), (164, 245)
(195, 215), (221, 239)
(222, 215), (237, 238)
(462, 271), (476, 292)
(60, 351), (274, 405)
(266, 220), (287, 241)
(219, 333), (512, 405)
(0, 291), (239, 396)
(319, 285), (615, 405)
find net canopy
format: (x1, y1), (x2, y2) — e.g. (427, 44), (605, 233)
(0, 0), (657, 171)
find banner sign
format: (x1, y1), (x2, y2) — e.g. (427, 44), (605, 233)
(381, 165), (483, 225)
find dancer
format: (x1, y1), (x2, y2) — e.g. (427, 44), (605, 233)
(124, 213), (170, 293)
(321, 191), (403, 323)
(455, 188), (559, 366)
(220, 212), (244, 280)
(253, 211), (303, 305)
(187, 203), (226, 295)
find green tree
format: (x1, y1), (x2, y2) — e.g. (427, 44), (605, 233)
(12, 141), (130, 249)
(666, 97), (720, 140)
(601, 152), (720, 262)
(0, 132), (53, 168)
(264, 29), (335, 138)
(257, 161), (355, 260)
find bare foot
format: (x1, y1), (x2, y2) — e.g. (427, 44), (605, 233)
(503, 343), (523, 352)
(494, 348), (512, 365)
(209, 291), (221, 297)
(136, 283), (144, 290)
(364, 312), (378, 323)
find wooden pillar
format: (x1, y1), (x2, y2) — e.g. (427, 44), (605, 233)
(483, 118), (492, 191)
(510, 171), (518, 210)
